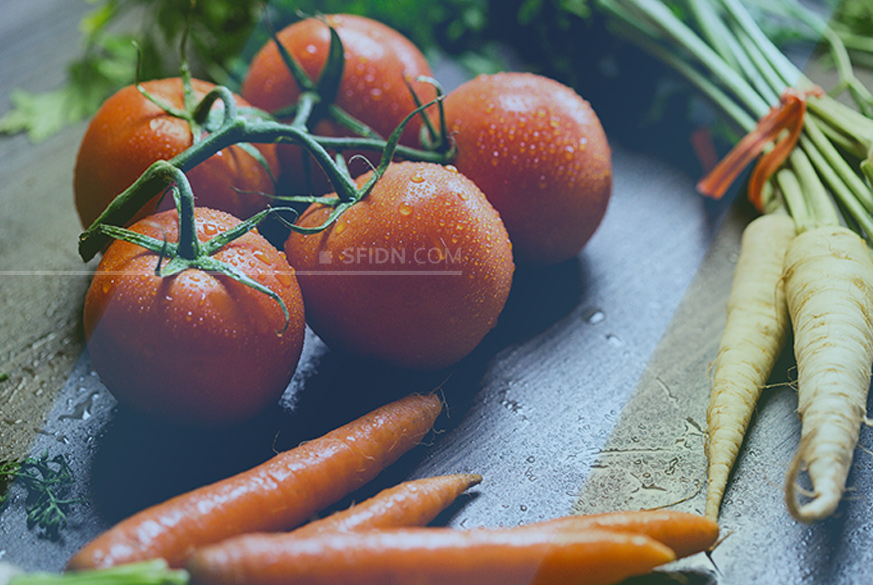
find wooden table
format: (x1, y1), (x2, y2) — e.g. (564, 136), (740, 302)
(2, 2), (872, 584)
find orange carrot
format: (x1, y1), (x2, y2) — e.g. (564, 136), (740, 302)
(186, 525), (676, 585)
(292, 473), (482, 537)
(68, 392), (443, 570)
(534, 509), (719, 559)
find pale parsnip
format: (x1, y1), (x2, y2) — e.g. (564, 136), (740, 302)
(783, 225), (873, 522)
(705, 212), (797, 520)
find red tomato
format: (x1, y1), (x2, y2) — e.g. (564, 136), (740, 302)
(74, 78), (280, 229)
(284, 161), (514, 370)
(83, 208), (306, 426)
(438, 72), (612, 266)
(242, 14), (436, 192)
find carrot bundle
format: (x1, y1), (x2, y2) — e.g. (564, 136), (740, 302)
(595, 0), (873, 524)
(9, 508), (718, 585)
(182, 508), (717, 585)
(782, 226), (873, 522)
(704, 212), (797, 519)
(68, 392), (443, 569)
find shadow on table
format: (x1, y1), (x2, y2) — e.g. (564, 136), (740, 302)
(83, 254), (591, 525)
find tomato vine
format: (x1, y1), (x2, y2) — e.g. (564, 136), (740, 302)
(78, 19), (449, 262)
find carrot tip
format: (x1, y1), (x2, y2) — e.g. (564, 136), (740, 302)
(465, 473), (483, 487)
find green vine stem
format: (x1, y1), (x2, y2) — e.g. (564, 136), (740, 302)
(76, 13), (456, 332)
(79, 87), (448, 261)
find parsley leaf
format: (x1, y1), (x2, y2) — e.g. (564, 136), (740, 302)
(0, 452), (82, 541)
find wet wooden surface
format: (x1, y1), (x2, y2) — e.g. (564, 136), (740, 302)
(2, 2), (872, 584)
(0, 0), (96, 464)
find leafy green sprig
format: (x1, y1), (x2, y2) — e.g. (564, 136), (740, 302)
(0, 452), (82, 541)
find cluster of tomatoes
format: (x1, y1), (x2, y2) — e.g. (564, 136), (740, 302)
(73, 14), (612, 427)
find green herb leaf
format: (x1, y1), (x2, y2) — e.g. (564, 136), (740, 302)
(0, 452), (81, 541)
(0, 88), (78, 144)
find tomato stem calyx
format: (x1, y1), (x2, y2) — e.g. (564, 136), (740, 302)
(90, 164), (294, 333)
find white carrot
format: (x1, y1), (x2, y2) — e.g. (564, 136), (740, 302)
(705, 212), (797, 520)
(783, 225), (873, 522)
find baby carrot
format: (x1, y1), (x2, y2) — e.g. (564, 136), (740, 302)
(292, 473), (482, 536)
(704, 212), (796, 520)
(186, 525), (676, 585)
(535, 509), (719, 559)
(68, 392), (443, 570)
(782, 225), (873, 522)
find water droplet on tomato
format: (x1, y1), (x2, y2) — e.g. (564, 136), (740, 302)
(456, 191), (469, 201)
(334, 221), (347, 235)
(410, 174), (425, 183)
(446, 165), (459, 173)
(275, 271), (293, 287)
(253, 249), (271, 265)
(101, 280), (112, 294)
(398, 202), (414, 216)
(203, 223), (218, 236)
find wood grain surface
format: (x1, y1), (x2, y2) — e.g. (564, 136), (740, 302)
(0, 0), (95, 463)
(2, 3), (873, 585)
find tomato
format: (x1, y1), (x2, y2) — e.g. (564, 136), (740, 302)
(74, 78), (280, 229)
(284, 161), (514, 370)
(83, 208), (306, 426)
(437, 72), (612, 266)
(241, 14), (437, 192)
